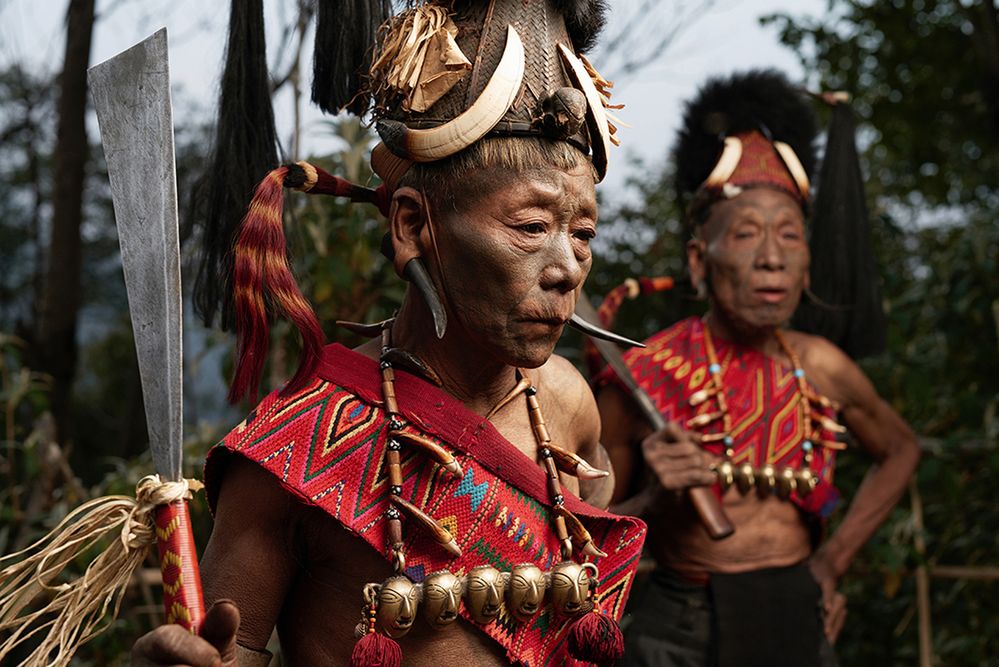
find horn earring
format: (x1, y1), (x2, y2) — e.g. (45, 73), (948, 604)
(566, 314), (644, 348)
(403, 258), (447, 339)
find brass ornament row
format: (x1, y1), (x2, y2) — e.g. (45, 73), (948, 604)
(357, 561), (600, 639)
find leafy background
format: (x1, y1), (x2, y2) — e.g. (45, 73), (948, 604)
(1, 0), (997, 664)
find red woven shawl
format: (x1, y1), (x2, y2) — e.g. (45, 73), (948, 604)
(600, 317), (841, 518)
(207, 343), (646, 666)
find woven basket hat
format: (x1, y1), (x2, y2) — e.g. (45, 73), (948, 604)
(367, 0), (617, 188)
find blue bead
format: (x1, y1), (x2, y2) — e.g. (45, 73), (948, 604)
(724, 436), (734, 446)
(709, 363), (721, 374)
(794, 368), (805, 378)
(803, 440), (813, 451)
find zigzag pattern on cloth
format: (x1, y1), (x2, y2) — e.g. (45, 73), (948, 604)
(207, 343), (646, 666)
(600, 317), (841, 518)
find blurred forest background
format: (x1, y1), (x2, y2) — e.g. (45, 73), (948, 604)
(1, 0), (997, 665)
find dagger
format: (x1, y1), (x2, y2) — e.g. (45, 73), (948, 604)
(89, 29), (206, 631)
(574, 292), (735, 540)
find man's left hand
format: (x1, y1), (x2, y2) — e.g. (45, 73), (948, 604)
(809, 557), (847, 644)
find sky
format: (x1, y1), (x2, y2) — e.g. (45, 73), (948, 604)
(0, 0), (827, 200)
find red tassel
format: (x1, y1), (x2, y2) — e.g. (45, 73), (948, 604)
(350, 632), (402, 667)
(567, 609), (625, 665)
(229, 166), (325, 403)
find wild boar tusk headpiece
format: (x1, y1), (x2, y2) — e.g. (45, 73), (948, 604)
(377, 26), (526, 163)
(557, 43), (612, 182)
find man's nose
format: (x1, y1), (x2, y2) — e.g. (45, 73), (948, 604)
(755, 229), (785, 270)
(540, 233), (585, 292)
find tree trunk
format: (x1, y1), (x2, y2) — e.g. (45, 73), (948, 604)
(35, 0), (96, 444)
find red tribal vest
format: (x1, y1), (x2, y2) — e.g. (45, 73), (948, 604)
(600, 317), (841, 518)
(206, 344), (646, 666)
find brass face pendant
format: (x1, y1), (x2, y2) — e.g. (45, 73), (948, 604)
(736, 462), (755, 494)
(465, 565), (505, 624)
(549, 561), (596, 617)
(506, 563), (546, 621)
(422, 571), (463, 630)
(777, 466), (797, 499)
(377, 576), (420, 638)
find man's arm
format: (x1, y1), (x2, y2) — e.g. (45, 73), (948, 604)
(805, 337), (921, 641)
(810, 340), (921, 579)
(597, 384), (716, 517)
(132, 455), (300, 666)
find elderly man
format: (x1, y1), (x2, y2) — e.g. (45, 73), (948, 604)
(132, 1), (644, 666)
(596, 71), (920, 666)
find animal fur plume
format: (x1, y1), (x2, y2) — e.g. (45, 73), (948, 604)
(554, 0), (608, 53)
(445, 0), (607, 53)
(674, 69), (818, 199)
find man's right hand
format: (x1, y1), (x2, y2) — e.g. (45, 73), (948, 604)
(641, 421), (717, 491)
(132, 600), (240, 667)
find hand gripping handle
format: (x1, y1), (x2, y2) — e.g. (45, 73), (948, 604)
(155, 499), (206, 632)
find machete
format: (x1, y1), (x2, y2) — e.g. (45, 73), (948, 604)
(89, 28), (206, 631)
(575, 292), (735, 540)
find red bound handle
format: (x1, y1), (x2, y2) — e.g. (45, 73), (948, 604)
(155, 499), (206, 633)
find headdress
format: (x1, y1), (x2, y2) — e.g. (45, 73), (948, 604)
(192, 0), (623, 403)
(674, 69), (885, 358)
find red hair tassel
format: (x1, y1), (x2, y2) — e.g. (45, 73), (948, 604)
(229, 166), (325, 403)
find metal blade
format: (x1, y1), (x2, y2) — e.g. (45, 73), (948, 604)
(574, 294), (664, 429)
(89, 29), (183, 481)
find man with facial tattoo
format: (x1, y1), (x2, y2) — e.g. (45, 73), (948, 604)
(132, 2), (645, 666)
(595, 71), (920, 666)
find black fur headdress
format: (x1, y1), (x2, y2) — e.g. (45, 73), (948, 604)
(674, 69), (818, 206)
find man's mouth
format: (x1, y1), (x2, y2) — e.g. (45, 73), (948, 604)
(754, 287), (789, 304)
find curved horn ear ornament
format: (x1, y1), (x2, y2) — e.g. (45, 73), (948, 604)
(403, 258), (447, 339)
(377, 26), (526, 162)
(773, 140), (811, 199)
(557, 43), (612, 182)
(568, 313), (645, 348)
(702, 136), (743, 189)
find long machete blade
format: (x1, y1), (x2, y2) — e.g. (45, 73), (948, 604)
(89, 29), (183, 481)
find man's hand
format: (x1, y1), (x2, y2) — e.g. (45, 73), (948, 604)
(641, 421), (716, 491)
(132, 600), (240, 667)
(808, 557), (847, 644)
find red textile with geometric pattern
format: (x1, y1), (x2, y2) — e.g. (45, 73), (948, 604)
(206, 343), (647, 666)
(598, 317), (841, 517)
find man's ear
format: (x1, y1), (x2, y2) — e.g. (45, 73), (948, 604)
(687, 236), (707, 288)
(389, 187), (427, 277)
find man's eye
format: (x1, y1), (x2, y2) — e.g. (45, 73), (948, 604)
(520, 223), (546, 234)
(574, 229), (596, 242)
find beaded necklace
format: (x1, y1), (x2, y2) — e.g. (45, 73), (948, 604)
(351, 321), (624, 666)
(690, 321), (846, 499)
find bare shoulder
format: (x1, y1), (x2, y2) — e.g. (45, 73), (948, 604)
(781, 329), (874, 408)
(532, 354), (600, 453)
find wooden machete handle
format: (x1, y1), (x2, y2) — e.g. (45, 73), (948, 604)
(154, 499), (206, 633)
(689, 486), (735, 540)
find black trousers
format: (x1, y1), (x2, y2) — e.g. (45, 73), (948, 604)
(620, 564), (838, 667)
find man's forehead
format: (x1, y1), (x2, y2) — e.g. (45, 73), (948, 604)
(700, 187), (804, 236)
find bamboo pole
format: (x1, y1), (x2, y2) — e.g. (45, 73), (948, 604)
(909, 479), (934, 667)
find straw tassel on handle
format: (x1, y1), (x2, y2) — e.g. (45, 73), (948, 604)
(155, 499), (206, 633)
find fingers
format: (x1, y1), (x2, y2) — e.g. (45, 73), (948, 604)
(824, 591), (847, 644)
(200, 600), (241, 661)
(641, 427), (715, 491)
(132, 624), (221, 667)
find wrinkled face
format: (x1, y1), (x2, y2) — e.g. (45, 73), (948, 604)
(465, 565), (505, 624)
(421, 571), (463, 629)
(549, 561), (590, 616)
(377, 576), (420, 638)
(507, 564), (546, 620)
(688, 188), (809, 335)
(432, 163), (597, 368)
